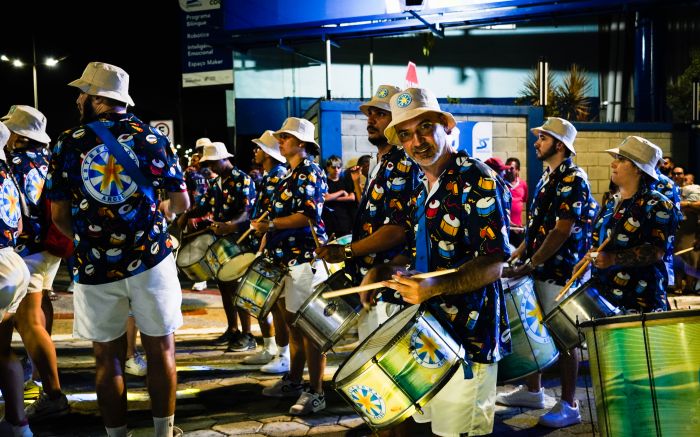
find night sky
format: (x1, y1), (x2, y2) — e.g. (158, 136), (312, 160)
(0, 1), (185, 145)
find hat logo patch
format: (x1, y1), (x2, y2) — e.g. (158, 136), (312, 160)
(396, 93), (412, 108)
(377, 88), (389, 98)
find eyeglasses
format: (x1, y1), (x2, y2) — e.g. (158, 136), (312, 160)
(397, 121), (436, 143)
(673, 172), (684, 176)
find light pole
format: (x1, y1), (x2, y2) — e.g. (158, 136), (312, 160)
(0, 37), (67, 110)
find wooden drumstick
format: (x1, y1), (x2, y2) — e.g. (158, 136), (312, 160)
(674, 246), (697, 256)
(308, 219), (331, 276)
(555, 236), (612, 302)
(236, 211), (269, 244)
(321, 268), (459, 299)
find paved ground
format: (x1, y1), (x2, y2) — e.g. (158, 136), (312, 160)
(2, 269), (699, 436)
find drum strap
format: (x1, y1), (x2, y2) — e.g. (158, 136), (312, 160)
(86, 121), (156, 204)
(414, 191), (430, 273)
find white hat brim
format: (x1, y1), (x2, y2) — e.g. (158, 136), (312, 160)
(253, 139), (286, 163)
(199, 152), (234, 163)
(384, 108), (456, 146)
(530, 126), (576, 156)
(68, 78), (135, 107)
(605, 147), (658, 180)
(4, 126), (51, 144)
(273, 130), (320, 155)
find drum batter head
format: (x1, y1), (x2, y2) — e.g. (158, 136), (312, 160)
(218, 253), (257, 281)
(176, 234), (215, 267)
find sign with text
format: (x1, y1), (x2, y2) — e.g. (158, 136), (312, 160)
(150, 120), (175, 145)
(179, 0), (233, 87)
(457, 121), (493, 162)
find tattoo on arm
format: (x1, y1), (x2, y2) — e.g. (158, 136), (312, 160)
(613, 244), (663, 267)
(436, 255), (504, 296)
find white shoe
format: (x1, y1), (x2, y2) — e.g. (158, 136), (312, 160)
(192, 281), (208, 291)
(496, 385), (545, 409)
(242, 348), (277, 365)
(260, 354), (290, 374)
(289, 390), (326, 416)
(125, 354), (147, 376)
(538, 399), (581, 428)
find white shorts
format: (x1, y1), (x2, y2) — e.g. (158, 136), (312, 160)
(413, 361), (498, 437)
(357, 301), (402, 342)
(283, 261), (328, 313)
(0, 248), (30, 320)
(23, 251), (62, 293)
(73, 255), (183, 342)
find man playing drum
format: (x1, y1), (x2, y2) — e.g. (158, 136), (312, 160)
(499, 117), (598, 428)
(242, 130), (291, 373)
(250, 117), (329, 415)
(583, 136), (679, 313)
(315, 84), (421, 341)
(373, 88), (512, 437)
(185, 142), (258, 352)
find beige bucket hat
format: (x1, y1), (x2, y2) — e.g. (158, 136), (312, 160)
(3, 105), (51, 144)
(195, 137), (212, 150)
(384, 88), (456, 146)
(199, 142), (234, 163)
(274, 117), (320, 155)
(359, 84), (402, 115)
(0, 105), (17, 122)
(253, 130), (285, 163)
(0, 122), (9, 161)
(68, 62), (135, 107)
(606, 136), (661, 180)
(530, 117), (577, 155)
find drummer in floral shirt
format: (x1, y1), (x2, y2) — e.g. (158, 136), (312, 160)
(186, 141), (258, 353)
(375, 88), (511, 437)
(584, 136), (679, 313)
(250, 117), (329, 416)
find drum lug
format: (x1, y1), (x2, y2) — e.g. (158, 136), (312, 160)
(414, 404), (424, 415)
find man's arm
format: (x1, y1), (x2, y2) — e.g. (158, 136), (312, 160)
(316, 224), (406, 263)
(51, 200), (73, 239)
(167, 190), (190, 216)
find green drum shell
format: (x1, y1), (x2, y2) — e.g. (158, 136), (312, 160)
(581, 309), (700, 437)
(333, 305), (465, 431)
(176, 234), (217, 281)
(234, 258), (287, 319)
(498, 276), (559, 383)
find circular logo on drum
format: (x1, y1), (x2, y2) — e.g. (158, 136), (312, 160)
(410, 327), (447, 368)
(348, 385), (385, 420)
(519, 286), (552, 344)
(81, 144), (138, 204)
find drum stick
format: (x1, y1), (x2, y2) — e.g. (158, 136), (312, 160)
(236, 211), (269, 244)
(321, 268), (459, 299)
(555, 236), (611, 302)
(674, 246), (697, 256)
(308, 219), (331, 276)
(182, 226), (212, 240)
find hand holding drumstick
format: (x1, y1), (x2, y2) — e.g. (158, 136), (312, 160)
(556, 236), (611, 301)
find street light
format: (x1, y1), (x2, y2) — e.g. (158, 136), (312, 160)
(0, 38), (67, 110)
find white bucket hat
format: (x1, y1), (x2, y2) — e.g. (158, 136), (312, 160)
(0, 122), (9, 161)
(359, 84), (402, 115)
(3, 105), (51, 144)
(195, 137), (212, 150)
(253, 130), (285, 163)
(68, 62), (135, 107)
(530, 117), (577, 155)
(384, 88), (456, 146)
(606, 136), (661, 181)
(274, 117), (320, 155)
(0, 105), (17, 122)
(199, 141), (233, 163)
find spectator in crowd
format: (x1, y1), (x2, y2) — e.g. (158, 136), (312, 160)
(505, 157), (528, 246)
(659, 155), (674, 177)
(322, 155), (356, 238)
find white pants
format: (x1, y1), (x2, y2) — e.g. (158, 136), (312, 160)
(0, 248), (30, 320)
(73, 255), (183, 342)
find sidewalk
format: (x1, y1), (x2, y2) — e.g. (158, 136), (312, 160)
(4, 275), (699, 436)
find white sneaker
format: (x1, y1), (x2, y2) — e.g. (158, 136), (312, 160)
(261, 373), (304, 398)
(496, 385), (545, 409)
(538, 400), (581, 428)
(260, 354), (290, 374)
(242, 348), (277, 365)
(192, 281), (208, 291)
(125, 354), (147, 376)
(289, 390), (326, 415)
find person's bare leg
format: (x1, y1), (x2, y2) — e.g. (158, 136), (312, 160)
(237, 307), (252, 334)
(41, 289), (54, 334)
(303, 337), (325, 393)
(271, 303), (289, 347)
(218, 282), (240, 334)
(526, 372), (542, 392)
(15, 292), (62, 397)
(93, 335), (128, 427)
(126, 316), (138, 358)
(284, 307), (306, 383)
(0, 315), (27, 426)
(560, 349), (580, 405)
(140, 333), (177, 417)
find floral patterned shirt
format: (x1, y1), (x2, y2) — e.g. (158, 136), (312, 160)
(400, 152), (512, 364)
(0, 160), (21, 248)
(252, 163), (287, 220)
(46, 113), (186, 285)
(192, 167), (255, 224)
(265, 158), (327, 267)
(592, 186), (678, 312)
(346, 146), (421, 284)
(8, 147), (50, 257)
(525, 158), (598, 286)
(654, 171), (681, 286)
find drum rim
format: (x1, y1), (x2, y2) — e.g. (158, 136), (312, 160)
(233, 257), (288, 319)
(542, 279), (613, 324)
(579, 308), (700, 329)
(216, 252), (257, 282)
(500, 274), (533, 291)
(332, 304), (465, 430)
(176, 232), (217, 267)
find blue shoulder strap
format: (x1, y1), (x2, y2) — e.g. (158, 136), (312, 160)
(86, 121), (155, 203)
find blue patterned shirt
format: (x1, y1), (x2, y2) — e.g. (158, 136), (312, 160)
(265, 158), (327, 267)
(347, 146), (422, 284)
(0, 160), (21, 248)
(525, 158), (598, 286)
(47, 113), (186, 285)
(192, 167), (255, 225)
(253, 163), (288, 220)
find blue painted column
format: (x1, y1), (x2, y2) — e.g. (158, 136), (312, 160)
(634, 13), (665, 122)
(526, 106), (545, 197)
